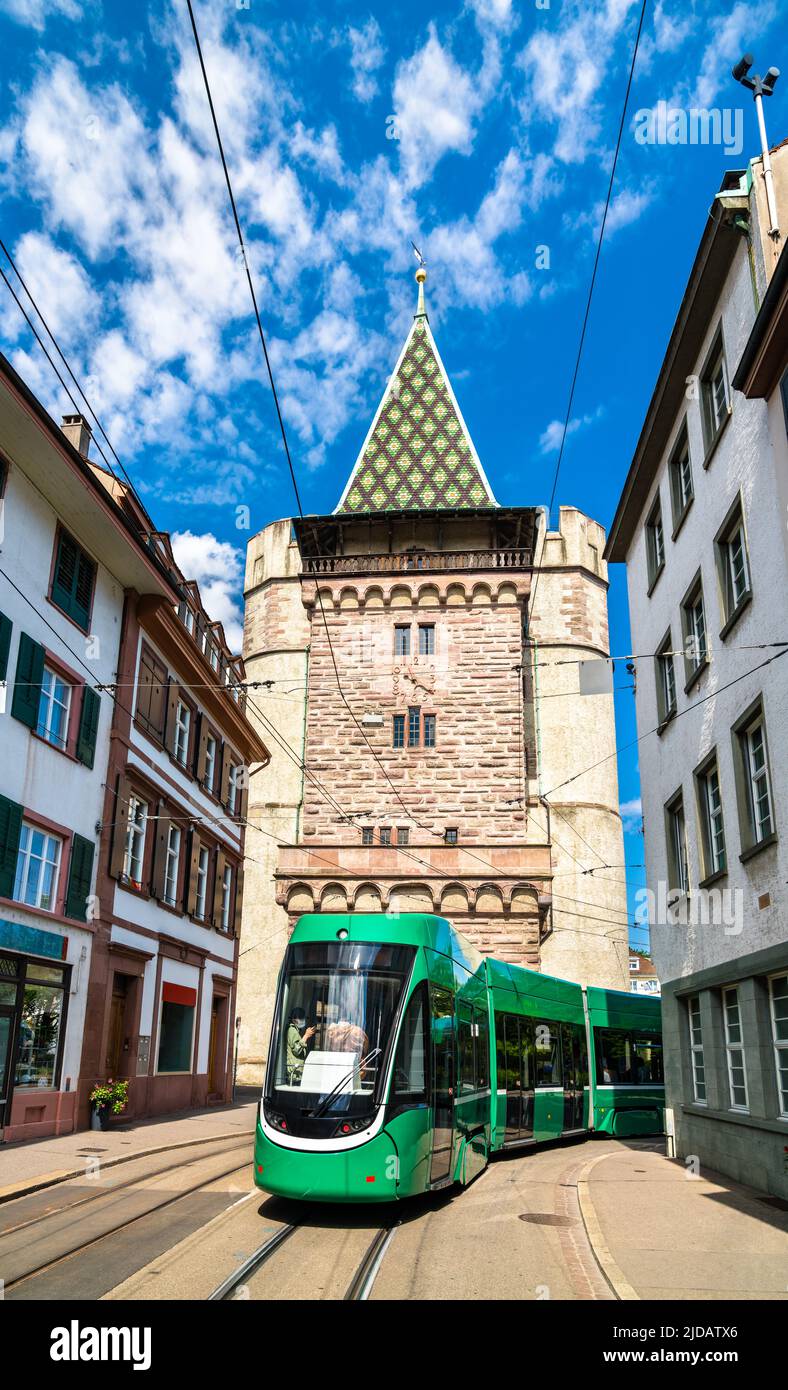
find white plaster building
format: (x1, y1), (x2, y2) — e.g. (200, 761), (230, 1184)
(606, 145), (788, 1198)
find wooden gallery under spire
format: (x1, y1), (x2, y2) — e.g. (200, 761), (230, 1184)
(237, 266), (629, 1084)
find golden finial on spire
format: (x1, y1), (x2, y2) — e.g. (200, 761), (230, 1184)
(411, 241), (427, 317)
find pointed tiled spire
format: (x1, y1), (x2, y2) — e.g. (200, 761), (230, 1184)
(335, 264), (497, 513)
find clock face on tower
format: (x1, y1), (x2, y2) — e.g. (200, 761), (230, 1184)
(393, 663), (436, 704)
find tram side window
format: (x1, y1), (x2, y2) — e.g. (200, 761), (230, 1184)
(475, 1006), (490, 1090)
(459, 1005), (476, 1095)
(390, 984), (428, 1105)
(495, 1012), (508, 1091)
(595, 1028), (664, 1085)
(534, 1020), (562, 1087)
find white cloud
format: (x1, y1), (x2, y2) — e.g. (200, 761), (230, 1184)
(691, 1), (776, 110)
(348, 17), (386, 103)
(392, 24), (485, 189)
(620, 797), (643, 834)
(0, 0), (81, 29)
(518, 0), (641, 165)
(427, 149), (533, 310)
(539, 407), (604, 454)
(11, 231), (100, 342)
(569, 182), (656, 240)
(170, 530), (245, 652)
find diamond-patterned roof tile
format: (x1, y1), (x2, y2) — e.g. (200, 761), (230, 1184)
(336, 315), (495, 512)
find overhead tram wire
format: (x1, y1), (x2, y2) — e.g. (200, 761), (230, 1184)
(184, 0), (439, 834)
(186, 0), (616, 877)
(0, 240), (147, 514)
(0, 265), (131, 500)
(525, 0), (648, 641)
(0, 555), (648, 941)
(544, 644), (788, 800)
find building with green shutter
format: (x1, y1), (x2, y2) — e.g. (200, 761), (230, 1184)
(0, 354), (269, 1140)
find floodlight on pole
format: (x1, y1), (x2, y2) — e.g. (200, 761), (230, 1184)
(732, 51), (781, 238)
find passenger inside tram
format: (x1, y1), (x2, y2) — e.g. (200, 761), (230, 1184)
(286, 1007), (316, 1085)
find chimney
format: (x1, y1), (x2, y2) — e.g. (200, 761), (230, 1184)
(61, 413), (92, 457)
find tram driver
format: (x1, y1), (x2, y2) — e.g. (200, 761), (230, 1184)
(286, 1007), (316, 1085)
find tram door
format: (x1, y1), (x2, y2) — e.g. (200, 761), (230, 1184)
(504, 1015), (534, 1143)
(561, 1022), (587, 1132)
(429, 986), (455, 1184)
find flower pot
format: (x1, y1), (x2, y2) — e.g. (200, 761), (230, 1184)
(90, 1104), (109, 1132)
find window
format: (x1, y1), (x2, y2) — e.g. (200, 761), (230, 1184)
(418, 624), (435, 656)
(645, 497), (665, 588)
(459, 1005), (476, 1096)
(179, 602), (195, 636)
(163, 824), (181, 907)
(701, 331), (729, 450)
(768, 974), (788, 1118)
(394, 626), (411, 656)
(734, 704), (775, 851)
(204, 734), (217, 792)
(669, 426), (693, 529)
(407, 706), (420, 747)
(361, 827), (374, 846)
(388, 984), (428, 1116)
(220, 863), (233, 931)
(696, 756), (726, 879)
(688, 996), (706, 1102)
(534, 1021), (562, 1087)
(13, 824), (62, 910)
(396, 827), (409, 845)
(423, 713), (436, 747)
(157, 986), (196, 1073)
(629, 957), (639, 972)
(36, 667), (71, 750)
(379, 827), (391, 846)
(136, 647), (167, 739)
(681, 575), (707, 682)
(209, 643), (220, 673)
(227, 763), (240, 815)
(655, 631), (677, 725)
(715, 498), (751, 630)
(665, 792), (689, 895)
(595, 1029), (664, 1084)
(195, 845), (209, 919)
(13, 960), (67, 1089)
(445, 827), (458, 845)
(723, 986), (748, 1111)
(122, 795), (148, 884)
(174, 701), (191, 766)
(393, 714), (405, 748)
(50, 529), (96, 631)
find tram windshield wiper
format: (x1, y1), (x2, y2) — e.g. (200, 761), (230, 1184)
(308, 1047), (382, 1119)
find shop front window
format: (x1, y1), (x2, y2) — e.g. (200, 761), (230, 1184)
(13, 962), (67, 1090)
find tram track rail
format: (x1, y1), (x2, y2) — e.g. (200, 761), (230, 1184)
(0, 1144), (252, 1295)
(0, 1136), (251, 1240)
(207, 1217), (400, 1303)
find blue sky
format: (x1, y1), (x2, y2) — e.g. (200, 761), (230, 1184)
(1, 0), (785, 945)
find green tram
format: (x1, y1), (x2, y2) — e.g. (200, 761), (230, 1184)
(254, 913), (663, 1203)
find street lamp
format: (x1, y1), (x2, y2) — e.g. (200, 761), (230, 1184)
(732, 52), (781, 237)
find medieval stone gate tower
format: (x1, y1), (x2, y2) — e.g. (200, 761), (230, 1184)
(237, 269), (629, 1084)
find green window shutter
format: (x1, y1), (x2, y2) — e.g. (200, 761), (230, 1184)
(52, 531), (95, 630)
(0, 610), (11, 683)
(76, 686), (101, 768)
(65, 834), (95, 921)
(11, 631), (45, 729)
(0, 794), (23, 899)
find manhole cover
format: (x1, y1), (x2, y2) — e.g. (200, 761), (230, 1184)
(519, 1213), (577, 1227)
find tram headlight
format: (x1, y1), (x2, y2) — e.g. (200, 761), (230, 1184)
(267, 1109), (289, 1132)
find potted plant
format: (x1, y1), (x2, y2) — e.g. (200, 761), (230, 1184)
(89, 1078), (129, 1131)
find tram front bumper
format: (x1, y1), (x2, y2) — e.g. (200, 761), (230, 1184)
(254, 1121), (400, 1202)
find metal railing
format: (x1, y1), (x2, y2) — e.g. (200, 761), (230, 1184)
(301, 548), (532, 576)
